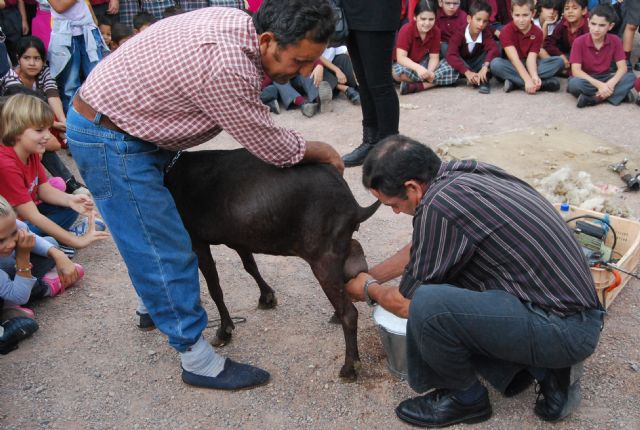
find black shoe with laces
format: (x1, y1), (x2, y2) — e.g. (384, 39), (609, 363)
(0, 317), (39, 355)
(395, 388), (492, 428)
(540, 78), (561, 92)
(136, 311), (156, 331)
(342, 126), (378, 168)
(534, 363), (583, 421)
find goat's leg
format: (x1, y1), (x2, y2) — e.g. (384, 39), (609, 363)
(309, 255), (361, 382)
(234, 248), (277, 309)
(192, 241), (235, 346)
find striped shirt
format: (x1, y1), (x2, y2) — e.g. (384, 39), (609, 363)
(177, 0), (244, 12)
(399, 160), (598, 316)
(2, 66), (60, 98)
(80, 7), (305, 167)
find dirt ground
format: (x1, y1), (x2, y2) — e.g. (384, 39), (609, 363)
(2, 78), (640, 430)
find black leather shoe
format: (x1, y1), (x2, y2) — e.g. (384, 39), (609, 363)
(534, 363), (583, 421)
(342, 143), (374, 167)
(540, 78), (561, 92)
(395, 389), (492, 428)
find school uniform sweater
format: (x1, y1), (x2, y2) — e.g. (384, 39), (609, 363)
(445, 26), (499, 74)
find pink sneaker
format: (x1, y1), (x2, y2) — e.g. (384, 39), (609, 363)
(42, 264), (85, 297)
(2, 305), (35, 319)
(48, 176), (67, 192)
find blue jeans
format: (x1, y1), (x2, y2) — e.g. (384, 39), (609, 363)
(490, 56), (565, 88)
(406, 284), (604, 393)
(26, 203), (79, 236)
(567, 72), (636, 105)
(65, 107), (207, 352)
(56, 30), (103, 113)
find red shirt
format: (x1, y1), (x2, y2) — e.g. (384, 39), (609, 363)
(446, 25), (500, 74)
(499, 22), (543, 60)
(570, 33), (625, 75)
(395, 21), (441, 63)
(543, 17), (589, 57)
(0, 146), (48, 206)
(436, 7), (468, 43)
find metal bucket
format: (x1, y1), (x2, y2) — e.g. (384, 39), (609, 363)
(373, 305), (408, 378)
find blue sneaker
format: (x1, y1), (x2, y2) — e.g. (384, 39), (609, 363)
(68, 217), (107, 236)
(182, 359), (270, 390)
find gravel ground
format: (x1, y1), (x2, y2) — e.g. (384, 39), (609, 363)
(1, 77), (640, 430)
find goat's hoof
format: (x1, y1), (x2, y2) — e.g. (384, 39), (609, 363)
(339, 365), (358, 382)
(258, 293), (278, 309)
(328, 312), (341, 324)
(213, 327), (233, 347)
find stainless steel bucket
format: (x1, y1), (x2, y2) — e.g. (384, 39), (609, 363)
(373, 305), (408, 378)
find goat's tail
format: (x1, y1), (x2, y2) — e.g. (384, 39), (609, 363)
(356, 200), (381, 223)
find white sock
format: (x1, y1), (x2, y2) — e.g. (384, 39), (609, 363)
(180, 336), (226, 377)
(136, 295), (149, 314)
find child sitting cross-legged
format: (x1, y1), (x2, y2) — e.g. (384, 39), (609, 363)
(542, 0), (589, 74)
(0, 195), (84, 354)
(445, 0), (500, 94)
(568, 4), (636, 107)
(490, 0), (564, 94)
(393, 0), (460, 95)
(0, 94), (110, 254)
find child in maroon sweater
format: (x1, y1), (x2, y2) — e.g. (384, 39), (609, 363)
(542, 0), (589, 73)
(436, 0), (468, 56)
(445, 0), (499, 93)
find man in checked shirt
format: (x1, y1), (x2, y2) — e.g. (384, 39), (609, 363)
(346, 135), (605, 428)
(64, 0), (343, 390)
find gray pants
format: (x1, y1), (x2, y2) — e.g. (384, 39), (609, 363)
(567, 72), (636, 105)
(406, 284), (604, 393)
(490, 56), (564, 88)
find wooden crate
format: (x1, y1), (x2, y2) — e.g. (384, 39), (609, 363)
(555, 204), (640, 308)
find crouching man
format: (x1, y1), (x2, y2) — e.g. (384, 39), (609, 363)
(346, 135), (604, 428)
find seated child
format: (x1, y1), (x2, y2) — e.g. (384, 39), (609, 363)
(543, 0), (589, 72)
(110, 23), (134, 50)
(0, 94), (110, 251)
(534, 0), (561, 40)
(445, 0), (500, 93)
(393, 0), (460, 95)
(313, 46), (361, 105)
(490, 0), (564, 93)
(0, 195), (84, 354)
(272, 73), (333, 118)
(568, 4), (636, 107)
(133, 11), (157, 33)
(98, 16), (113, 57)
(436, 0), (468, 56)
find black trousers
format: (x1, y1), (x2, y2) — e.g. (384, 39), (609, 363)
(347, 30), (399, 140)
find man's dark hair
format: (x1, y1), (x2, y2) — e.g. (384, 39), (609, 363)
(590, 4), (616, 23)
(469, 0), (493, 17)
(133, 12), (157, 29)
(111, 23), (134, 45)
(253, 0), (335, 47)
(362, 135), (442, 199)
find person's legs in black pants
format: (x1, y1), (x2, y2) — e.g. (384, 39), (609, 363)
(342, 30), (399, 167)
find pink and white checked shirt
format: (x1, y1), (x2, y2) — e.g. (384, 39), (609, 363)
(80, 8), (306, 167)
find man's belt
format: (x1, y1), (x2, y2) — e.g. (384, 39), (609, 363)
(72, 95), (124, 133)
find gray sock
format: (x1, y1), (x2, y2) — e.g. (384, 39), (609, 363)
(135, 295), (149, 314)
(180, 336), (226, 377)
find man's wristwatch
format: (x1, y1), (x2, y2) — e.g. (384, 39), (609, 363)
(363, 278), (379, 307)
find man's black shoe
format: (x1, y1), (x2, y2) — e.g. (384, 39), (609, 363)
(534, 363), (583, 421)
(395, 388), (492, 428)
(342, 143), (374, 167)
(504, 369), (534, 397)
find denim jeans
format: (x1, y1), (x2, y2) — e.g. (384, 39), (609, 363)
(567, 72), (636, 105)
(26, 203), (79, 237)
(406, 284), (604, 393)
(65, 107), (207, 352)
(490, 56), (565, 88)
(56, 30), (103, 113)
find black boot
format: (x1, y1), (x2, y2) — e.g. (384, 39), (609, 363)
(342, 126), (378, 168)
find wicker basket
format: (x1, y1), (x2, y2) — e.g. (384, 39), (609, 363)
(555, 204), (640, 308)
